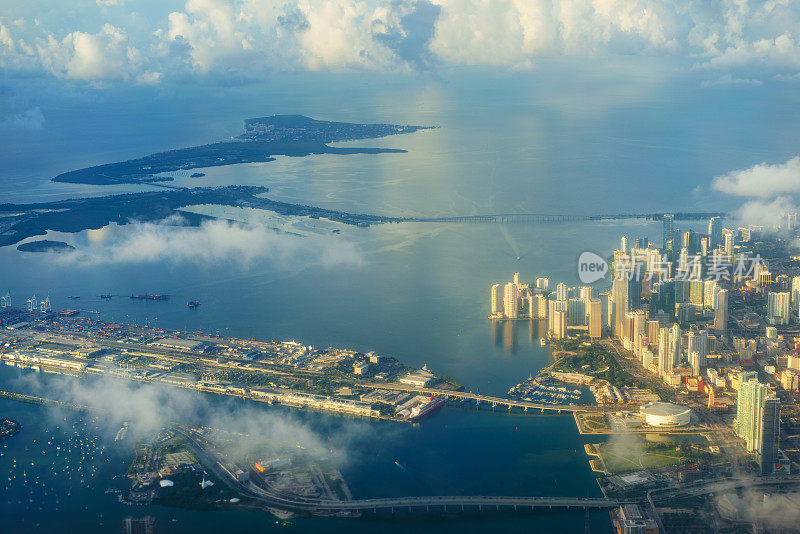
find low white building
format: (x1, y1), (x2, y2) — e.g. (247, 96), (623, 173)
(399, 366), (436, 388)
(639, 402), (692, 427)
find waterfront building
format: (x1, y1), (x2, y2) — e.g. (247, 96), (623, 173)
(490, 284), (502, 315)
(536, 277), (550, 291)
(620, 235), (628, 254)
(551, 310), (567, 340)
(530, 294), (548, 319)
(767, 291), (790, 325)
(503, 283), (519, 319)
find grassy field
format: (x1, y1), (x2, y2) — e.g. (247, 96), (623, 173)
(597, 436), (709, 473)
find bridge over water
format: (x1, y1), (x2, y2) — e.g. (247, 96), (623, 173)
(313, 495), (624, 514)
(402, 212), (725, 224)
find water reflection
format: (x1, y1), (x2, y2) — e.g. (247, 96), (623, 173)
(491, 318), (547, 354)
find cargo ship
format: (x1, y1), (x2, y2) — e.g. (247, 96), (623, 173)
(130, 294), (168, 300)
(187, 301), (200, 308)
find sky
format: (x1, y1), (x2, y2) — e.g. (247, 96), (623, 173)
(3, 1), (800, 228)
(1, 0), (800, 86)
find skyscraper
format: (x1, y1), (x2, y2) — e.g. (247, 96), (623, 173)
(791, 275), (800, 315)
(708, 216), (722, 248)
(552, 310), (567, 340)
(503, 283), (519, 319)
(490, 284), (503, 315)
(736, 375), (780, 475)
(579, 286), (594, 301)
(767, 291), (790, 325)
(657, 323), (681, 376)
(663, 213), (675, 251)
(567, 298), (586, 326)
(588, 299), (602, 339)
(620, 235), (628, 254)
(703, 280), (718, 310)
(556, 282), (568, 302)
(759, 396), (780, 476)
(714, 289), (728, 334)
(724, 232), (734, 256)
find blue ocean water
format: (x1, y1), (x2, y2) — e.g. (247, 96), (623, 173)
(1, 70), (798, 532)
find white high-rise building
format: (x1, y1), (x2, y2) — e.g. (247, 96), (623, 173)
(513, 272), (521, 286)
(551, 310), (567, 340)
(503, 283), (519, 319)
(687, 330), (708, 374)
(588, 299), (602, 339)
(620, 235), (628, 254)
(530, 294), (548, 319)
(767, 291), (790, 325)
(548, 300), (567, 331)
(724, 232), (734, 256)
(703, 280), (718, 310)
(490, 284), (503, 315)
(536, 277), (550, 291)
(579, 286), (594, 301)
(556, 282), (568, 302)
(658, 323), (681, 377)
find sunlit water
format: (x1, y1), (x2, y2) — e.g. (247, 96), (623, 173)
(2, 71), (798, 532)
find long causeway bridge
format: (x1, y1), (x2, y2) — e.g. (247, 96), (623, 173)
(404, 211), (725, 224)
(313, 495), (624, 514)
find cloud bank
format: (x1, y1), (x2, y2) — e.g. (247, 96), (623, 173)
(2, 0), (800, 84)
(713, 156), (800, 198)
(713, 155), (800, 229)
(54, 217), (364, 269)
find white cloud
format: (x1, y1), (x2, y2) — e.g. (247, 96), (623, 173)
(712, 156), (800, 198)
(732, 196), (799, 229)
(4, 0), (800, 82)
(55, 216), (365, 269)
(33, 23), (143, 82)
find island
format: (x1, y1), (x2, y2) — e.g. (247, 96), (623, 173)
(53, 115), (432, 185)
(16, 240), (76, 253)
(0, 185), (400, 248)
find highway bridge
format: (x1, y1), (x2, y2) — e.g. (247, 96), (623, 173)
(312, 495), (623, 514)
(404, 212), (726, 224)
(358, 382), (613, 413)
